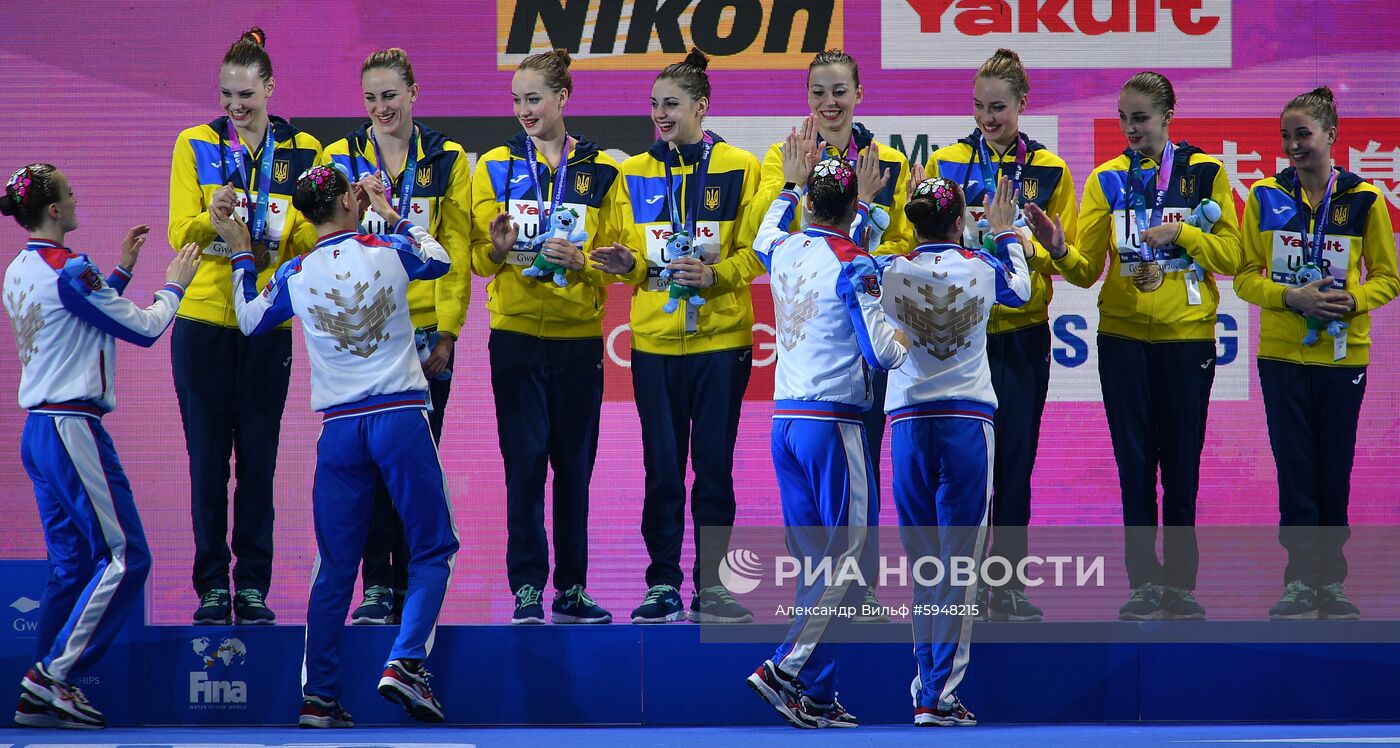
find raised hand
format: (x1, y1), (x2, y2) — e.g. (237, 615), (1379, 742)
(857, 146), (890, 204)
(166, 243), (203, 287)
(119, 224), (150, 271)
(357, 174), (400, 225)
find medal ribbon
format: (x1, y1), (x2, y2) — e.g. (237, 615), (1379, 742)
(369, 125), (420, 221)
(224, 119), (276, 243)
(1127, 141), (1175, 264)
(663, 132), (714, 238)
(522, 134), (572, 244)
(1294, 168), (1337, 271)
(972, 131), (1028, 203)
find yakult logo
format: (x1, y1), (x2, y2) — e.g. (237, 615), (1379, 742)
(882, 0), (1231, 69)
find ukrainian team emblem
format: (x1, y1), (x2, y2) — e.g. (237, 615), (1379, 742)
(272, 160), (290, 183)
(1179, 174), (1197, 197)
(1331, 204), (1349, 226)
(417, 166), (432, 188)
(705, 186), (721, 212)
(1020, 178), (1039, 201)
(574, 172), (591, 195)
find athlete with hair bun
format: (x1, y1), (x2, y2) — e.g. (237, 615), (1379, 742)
(168, 26), (322, 627)
(321, 46), (474, 627)
(470, 48), (625, 627)
(215, 165), (458, 728)
(1078, 71), (1242, 622)
(744, 136), (908, 730)
(925, 48), (1097, 623)
(590, 48), (762, 626)
(1235, 86), (1398, 621)
(4, 164), (201, 729)
(883, 174), (1031, 727)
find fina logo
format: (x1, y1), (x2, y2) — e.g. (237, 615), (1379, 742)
(718, 548), (764, 595)
(189, 636), (248, 706)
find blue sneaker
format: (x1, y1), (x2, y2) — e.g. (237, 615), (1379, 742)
(352, 585), (396, 625)
(233, 588), (276, 625)
(193, 588), (232, 625)
(552, 585), (611, 624)
(631, 584), (684, 623)
(511, 585), (545, 625)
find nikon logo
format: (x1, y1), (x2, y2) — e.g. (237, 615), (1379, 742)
(498, 0), (844, 70)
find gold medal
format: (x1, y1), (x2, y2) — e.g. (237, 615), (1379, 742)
(1132, 261), (1164, 292)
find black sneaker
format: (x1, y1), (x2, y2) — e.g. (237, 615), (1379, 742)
(989, 589), (1044, 622)
(631, 584), (684, 623)
(22, 663), (104, 729)
(511, 585), (545, 625)
(746, 660), (816, 729)
(1118, 583), (1163, 621)
(1269, 580), (1319, 620)
(193, 588), (232, 625)
(1161, 586), (1206, 621)
(234, 588), (277, 625)
(378, 659), (444, 722)
(689, 585), (754, 623)
(298, 695), (354, 728)
(853, 587), (889, 623)
(799, 694), (859, 727)
(351, 585), (396, 625)
(972, 585), (990, 622)
(915, 694), (977, 726)
(552, 584), (612, 624)
(14, 691), (57, 728)
(1319, 583), (1360, 620)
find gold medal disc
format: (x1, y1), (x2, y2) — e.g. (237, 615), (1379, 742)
(1132, 261), (1164, 292)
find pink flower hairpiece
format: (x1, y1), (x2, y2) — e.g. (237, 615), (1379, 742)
(912, 177), (959, 210)
(297, 165), (340, 189)
(6, 167), (33, 204)
(810, 158), (855, 191)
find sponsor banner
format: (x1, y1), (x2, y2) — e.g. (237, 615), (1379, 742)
(497, 0), (844, 70)
(882, 0), (1232, 69)
(0, 560), (138, 723)
(1047, 279), (1250, 401)
(1093, 117), (1400, 226)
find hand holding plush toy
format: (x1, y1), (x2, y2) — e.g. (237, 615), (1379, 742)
(522, 207), (588, 287)
(659, 230), (708, 314)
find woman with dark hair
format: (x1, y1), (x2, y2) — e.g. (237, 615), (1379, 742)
(5, 164), (200, 728)
(884, 174), (1030, 727)
(744, 140), (908, 729)
(168, 26), (322, 626)
(591, 49), (762, 625)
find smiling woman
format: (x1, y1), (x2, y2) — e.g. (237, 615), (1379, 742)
(166, 25), (323, 629)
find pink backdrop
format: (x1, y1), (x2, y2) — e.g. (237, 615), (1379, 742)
(0, 1), (1396, 623)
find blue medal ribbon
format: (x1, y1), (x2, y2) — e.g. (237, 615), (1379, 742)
(1126, 141), (1175, 264)
(971, 132), (1028, 203)
(663, 132), (714, 238)
(522, 134), (572, 246)
(369, 125), (420, 222)
(1294, 168), (1338, 273)
(224, 119), (276, 244)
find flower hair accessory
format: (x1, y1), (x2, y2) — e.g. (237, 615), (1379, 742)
(810, 158), (855, 190)
(6, 167), (33, 205)
(296, 165), (341, 190)
(911, 177), (959, 210)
